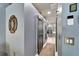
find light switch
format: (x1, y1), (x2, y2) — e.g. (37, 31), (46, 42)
(65, 37), (74, 45)
(65, 38), (69, 44)
(69, 38), (74, 45)
(70, 39), (73, 44)
(66, 39), (69, 43)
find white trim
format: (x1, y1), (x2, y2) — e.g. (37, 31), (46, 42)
(35, 15), (38, 54)
(55, 52), (58, 56)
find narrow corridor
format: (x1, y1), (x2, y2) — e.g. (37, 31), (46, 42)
(36, 36), (56, 56)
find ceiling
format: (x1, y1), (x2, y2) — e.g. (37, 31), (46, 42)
(0, 3), (10, 8)
(33, 3), (58, 24)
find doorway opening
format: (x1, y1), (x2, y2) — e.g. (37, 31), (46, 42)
(33, 3), (59, 56)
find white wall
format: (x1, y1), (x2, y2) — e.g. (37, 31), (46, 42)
(6, 3), (24, 56)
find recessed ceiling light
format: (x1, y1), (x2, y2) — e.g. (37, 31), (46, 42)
(48, 24), (52, 27)
(47, 11), (51, 14)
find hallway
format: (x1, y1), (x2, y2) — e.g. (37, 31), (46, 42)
(0, 3), (78, 56)
(36, 36), (56, 56)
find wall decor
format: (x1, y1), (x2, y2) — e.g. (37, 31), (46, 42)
(9, 15), (18, 33)
(70, 3), (77, 12)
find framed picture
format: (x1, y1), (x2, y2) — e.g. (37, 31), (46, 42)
(70, 3), (77, 12)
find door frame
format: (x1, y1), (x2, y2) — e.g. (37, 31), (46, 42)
(35, 15), (44, 55)
(56, 15), (58, 52)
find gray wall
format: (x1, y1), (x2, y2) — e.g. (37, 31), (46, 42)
(0, 6), (6, 55)
(6, 3), (46, 56)
(57, 4), (62, 56)
(61, 3), (79, 56)
(24, 3), (40, 56)
(6, 3), (24, 56)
